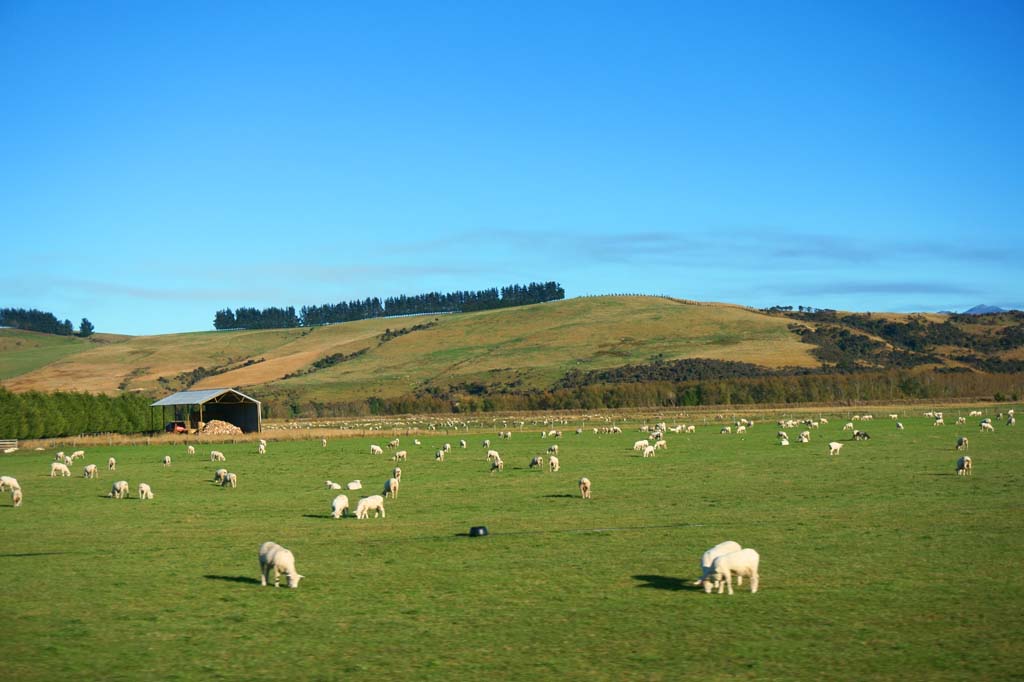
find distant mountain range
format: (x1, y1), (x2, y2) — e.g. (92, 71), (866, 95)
(963, 305), (1010, 315)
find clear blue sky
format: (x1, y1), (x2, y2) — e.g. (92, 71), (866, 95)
(2, 1), (1021, 336)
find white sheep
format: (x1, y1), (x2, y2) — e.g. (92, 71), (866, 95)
(0, 475), (21, 491)
(392, 466), (402, 481)
(210, 450), (226, 462)
(896, 422), (905, 430)
(703, 548), (760, 595)
(490, 456), (504, 473)
(486, 449), (501, 462)
(187, 445), (196, 455)
(828, 442), (843, 456)
(654, 440), (668, 450)
(346, 480), (362, 491)
(414, 439), (421, 446)
(956, 455), (972, 476)
(956, 436), (969, 451)
(370, 444), (384, 456)
(108, 480), (130, 499)
(934, 417), (945, 426)
(71, 450), (85, 459)
(720, 426), (731, 435)
(325, 480), (343, 490)
(780, 438), (790, 446)
(163, 455), (172, 466)
(221, 473), (237, 488)
(355, 494), (386, 519)
(547, 444), (559, 455)
(50, 462), (71, 477)
(482, 439), (491, 448)
(393, 450), (408, 462)
(383, 477), (399, 499)
(214, 468), (228, 484)
(736, 425), (747, 434)
(798, 431), (810, 443)
(843, 422), (854, 431)
(692, 540), (742, 587)
(83, 464), (98, 479)
(258, 541), (303, 588)
(443, 443), (451, 453)
(435, 449), (445, 462)
(642, 445), (656, 458)
(108, 457), (116, 470)
(321, 438), (327, 448)
(529, 455), (545, 469)
(579, 477), (592, 499)
(548, 455), (560, 472)
(258, 442), (266, 455)
(331, 494), (350, 519)
(633, 439), (650, 451)
(459, 439), (467, 449)
(138, 483), (154, 500)
(980, 422), (995, 433)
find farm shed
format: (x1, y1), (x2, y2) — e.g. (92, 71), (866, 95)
(151, 388), (261, 434)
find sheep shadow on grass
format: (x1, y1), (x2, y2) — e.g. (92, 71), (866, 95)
(204, 575), (262, 585)
(633, 574), (702, 592)
(541, 494), (577, 499)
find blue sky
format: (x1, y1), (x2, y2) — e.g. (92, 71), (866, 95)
(2, 1), (1021, 335)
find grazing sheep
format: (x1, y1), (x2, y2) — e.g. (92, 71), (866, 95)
(720, 426), (731, 435)
(370, 445), (384, 456)
(383, 477), (399, 499)
(187, 445), (196, 455)
(692, 540), (743, 587)
(548, 455), (560, 472)
(388, 438), (400, 449)
(355, 495), (386, 519)
(325, 480), (343, 490)
(736, 425), (747, 434)
(83, 464), (98, 479)
(853, 430), (871, 441)
(71, 450), (85, 459)
(828, 442), (843, 456)
(933, 417), (945, 426)
(259, 439), (267, 448)
(980, 422), (995, 433)
(529, 455), (545, 469)
(50, 462), (71, 477)
(896, 422), (905, 430)
(392, 466), (402, 482)
(138, 483), (154, 500)
(798, 431), (811, 443)
(547, 444), (559, 455)
(11, 488), (23, 507)
(482, 439), (491, 448)
(331, 494), (350, 519)
(490, 456), (504, 473)
(414, 439), (421, 446)
(210, 451), (226, 462)
(777, 431), (790, 440)
(956, 416), (966, 425)
(108, 480), (130, 499)
(258, 541), (303, 588)
(222, 473), (237, 488)
(443, 443), (452, 453)
(969, 410), (983, 417)
(459, 439), (468, 449)
(956, 455), (973, 476)
(393, 450), (408, 462)
(642, 445), (656, 458)
(435, 449), (445, 462)
(258, 443), (266, 455)
(163, 455), (172, 466)
(654, 440), (668, 450)
(214, 469), (228, 484)
(1, 476), (21, 492)
(579, 477), (592, 499)
(108, 457), (116, 471)
(1009, 417), (1017, 427)
(486, 449), (501, 462)
(346, 480), (362, 491)
(843, 422), (855, 431)
(633, 439), (650, 451)
(780, 438), (790, 446)
(956, 437), (969, 451)
(321, 438), (327, 448)
(703, 549), (760, 595)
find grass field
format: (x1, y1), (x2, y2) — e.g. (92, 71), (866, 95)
(3, 408), (1022, 680)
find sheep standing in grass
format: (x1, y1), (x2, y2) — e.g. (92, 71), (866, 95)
(355, 495), (386, 519)
(547, 444), (559, 455)
(321, 438), (327, 448)
(393, 450), (408, 462)
(896, 422), (905, 431)
(828, 442), (843, 456)
(579, 477), (592, 499)
(50, 462), (71, 477)
(214, 469), (228, 484)
(222, 473), (237, 488)
(331, 494), (349, 519)
(530, 455), (545, 470)
(548, 456), (560, 472)
(0, 476), (20, 492)
(108, 480), (130, 499)
(108, 457), (116, 471)
(258, 442), (266, 455)
(383, 477), (399, 499)
(956, 456), (973, 476)
(956, 437), (969, 451)
(163, 455), (172, 466)
(83, 464), (98, 479)
(980, 422), (995, 433)
(210, 451), (225, 462)
(703, 548), (760, 595)
(490, 456), (504, 473)
(642, 445), (656, 458)
(459, 439), (467, 449)
(138, 483), (154, 500)
(187, 445), (196, 455)
(370, 445), (384, 456)
(435, 449), (445, 462)
(258, 541), (303, 588)
(392, 467), (402, 482)
(693, 540), (743, 587)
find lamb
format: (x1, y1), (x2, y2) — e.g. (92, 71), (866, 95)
(258, 442), (266, 455)
(654, 440), (668, 450)
(435, 449), (445, 462)
(579, 477), (592, 499)
(779, 438), (790, 446)
(108, 480), (130, 499)
(163, 455), (172, 466)
(529, 455), (545, 469)
(414, 439), (421, 446)
(393, 450), (408, 461)
(221, 473), (237, 488)
(346, 480), (362, 490)
(956, 436), (969, 451)
(83, 464), (98, 479)
(980, 422), (995, 433)
(355, 494), (386, 519)
(889, 413), (899, 420)
(548, 455), (560, 472)
(736, 425), (747, 434)
(720, 426), (731, 435)
(321, 438), (327, 448)
(956, 416), (966, 425)
(50, 462), (71, 477)
(686, 425), (696, 433)
(956, 455), (973, 476)
(486, 449), (501, 462)
(482, 439), (491, 448)
(633, 439), (650, 451)
(443, 443), (452, 453)
(853, 430), (871, 441)
(138, 483), (154, 500)
(703, 548), (760, 595)
(325, 480), (343, 490)
(692, 540), (742, 587)
(459, 440), (467, 449)
(210, 451), (226, 462)
(331, 494), (350, 519)
(258, 541), (304, 588)
(388, 438), (400, 449)
(828, 442), (843, 456)
(0, 475), (20, 491)
(392, 466), (402, 482)
(642, 445), (656, 458)
(370, 445), (384, 456)
(547, 444), (559, 455)
(1009, 417), (1017, 427)
(214, 469), (228, 484)
(383, 477), (399, 499)
(799, 431), (811, 443)
(187, 445), (196, 455)
(108, 457), (116, 470)
(71, 450), (85, 459)
(489, 456), (504, 473)
(933, 417), (945, 426)
(896, 422), (905, 430)
(843, 422), (855, 431)
(777, 431), (789, 440)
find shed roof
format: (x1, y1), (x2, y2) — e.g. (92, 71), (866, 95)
(150, 388), (260, 407)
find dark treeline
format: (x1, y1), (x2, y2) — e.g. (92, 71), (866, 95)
(0, 388), (154, 439)
(1, 308), (75, 336)
(214, 282), (565, 330)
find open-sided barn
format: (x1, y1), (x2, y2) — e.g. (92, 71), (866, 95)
(151, 388), (261, 433)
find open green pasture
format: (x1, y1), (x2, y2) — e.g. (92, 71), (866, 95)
(3, 410), (1022, 680)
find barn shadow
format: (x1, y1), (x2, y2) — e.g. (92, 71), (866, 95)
(204, 574), (261, 585)
(633, 574), (701, 592)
